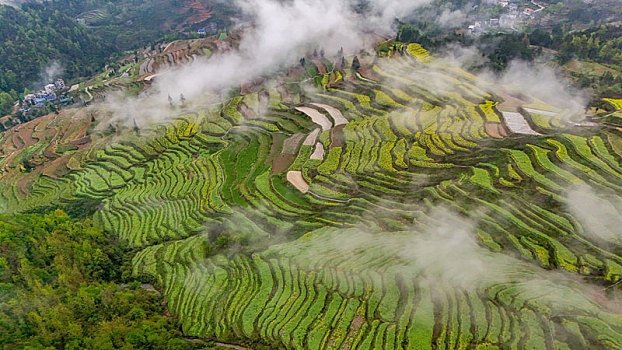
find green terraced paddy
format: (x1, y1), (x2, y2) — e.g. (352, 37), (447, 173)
(1, 47), (622, 349)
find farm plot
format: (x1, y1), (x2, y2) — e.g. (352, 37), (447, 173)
(604, 98), (622, 110)
(502, 111), (542, 135)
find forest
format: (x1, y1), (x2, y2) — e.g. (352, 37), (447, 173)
(0, 3), (112, 96)
(0, 210), (209, 349)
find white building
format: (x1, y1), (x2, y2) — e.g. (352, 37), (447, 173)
(44, 84), (55, 94)
(23, 94), (36, 106)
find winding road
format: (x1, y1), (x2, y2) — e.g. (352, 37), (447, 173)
(531, 0), (545, 12)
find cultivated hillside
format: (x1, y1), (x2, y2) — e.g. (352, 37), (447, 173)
(1, 42), (621, 349)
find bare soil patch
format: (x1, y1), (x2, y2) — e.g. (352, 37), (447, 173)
(313, 59), (327, 75)
(295, 107), (332, 131)
(277, 85), (297, 105)
(497, 90), (531, 112)
(265, 134), (285, 168)
(282, 134), (304, 154)
(11, 132), (24, 149)
(303, 128), (321, 146)
(485, 122), (509, 139)
(70, 136), (92, 147)
(342, 315), (366, 350)
(358, 65), (380, 81)
(330, 124), (345, 148)
(238, 103), (255, 119)
(311, 103), (348, 126)
(180, 0), (212, 28)
(43, 143), (59, 159)
(287, 65), (303, 79)
(272, 154), (295, 174)
(357, 58), (381, 81)
(17, 127), (36, 148)
(42, 155), (70, 179)
(16, 174), (34, 197)
(309, 143), (325, 160)
(286, 170), (309, 193)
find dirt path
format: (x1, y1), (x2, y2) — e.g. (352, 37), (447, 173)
(603, 110), (622, 118)
(144, 74), (160, 82)
(84, 87), (93, 103)
(162, 41), (176, 53)
(531, 0), (545, 12)
(140, 284), (161, 296)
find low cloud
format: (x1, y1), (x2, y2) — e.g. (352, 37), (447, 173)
(155, 0), (434, 100)
(30, 60), (64, 91)
(287, 206), (513, 288)
(436, 9), (468, 28)
(380, 43), (588, 118)
(566, 185), (622, 247)
(495, 61), (589, 115)
(0, 0), (29, 8)
(284, 205), (614, 314)
(101, 0), (589, 127)
(108, 0), (433, 124)
(42, 61), (63, 82)
(397, 207), (500, 287)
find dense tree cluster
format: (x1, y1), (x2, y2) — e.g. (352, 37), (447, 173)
(0, 4), (113, 96)
(0, 210), (204, 349)
(0, 91), (18, 116)
(530, 25), (622, 97)
(555, 25), (622, 66)
(397, 24), (534, 71)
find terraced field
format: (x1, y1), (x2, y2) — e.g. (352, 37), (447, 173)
(605, 99), (622, 111)
(1, 43), (621, 348)
(73, 32), (237, 102)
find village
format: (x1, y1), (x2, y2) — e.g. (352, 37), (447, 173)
(21, 78), (72, 112)
(0, 79), (74, 131)
(464, 0), (545, 34)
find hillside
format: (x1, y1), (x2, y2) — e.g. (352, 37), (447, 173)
(69, 31), (239, 104)
(0, 0), (235, 99)
(0, 39), (621, 349)
(0, 3), (111, 95)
